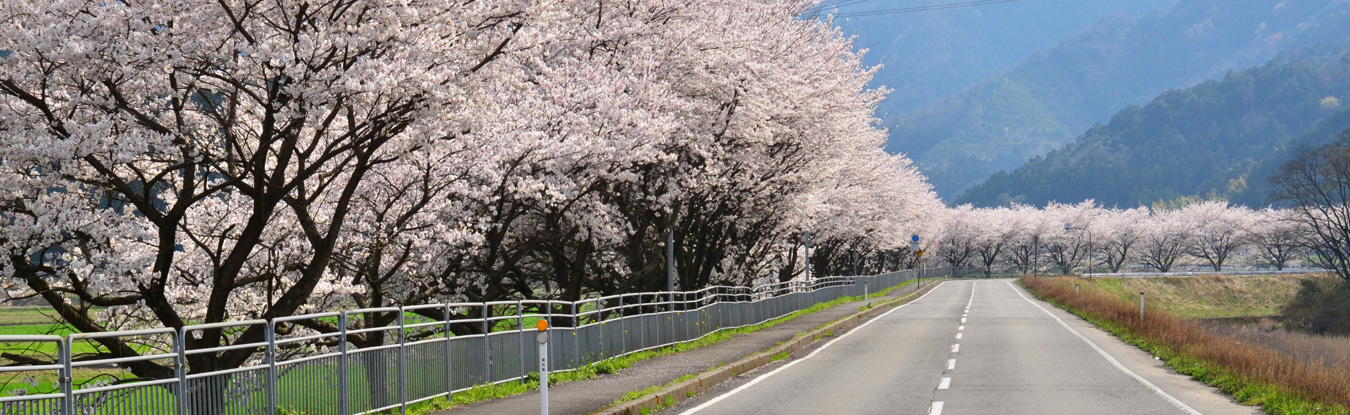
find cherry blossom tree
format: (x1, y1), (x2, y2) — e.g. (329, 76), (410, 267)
(1043, 201), (1099, 275)
(1182, 201), (1253, 271)
(1246, 208), (1310, 270)
(937, 205), (978, 270)
(0, 0), (540, 384)
(971, 207), (1016, 276)
(1136, 208), (1193, 272)
(1096, 207), (1149, 273)
(1002, 204), (1048, 274)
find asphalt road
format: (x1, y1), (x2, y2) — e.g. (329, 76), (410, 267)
(668, 279), (1262, 415)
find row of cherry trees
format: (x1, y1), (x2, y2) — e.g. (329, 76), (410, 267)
(0, 0), (942, 378)
(932, 201), (1313, 275)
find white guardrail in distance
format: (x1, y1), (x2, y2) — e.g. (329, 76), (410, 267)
(0, 267), (950, 415)
(1081, 268), (1332, 278)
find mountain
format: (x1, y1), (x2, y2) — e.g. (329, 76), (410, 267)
(885, 0), (1350, 199)
(829, 0), (1173, 115)
(953, 46), (1350, 209)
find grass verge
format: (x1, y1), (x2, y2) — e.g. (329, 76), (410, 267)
(1075, 275), (1313, 318)
(385, 278), (930, 414)
(1020, 276), (1350, 415)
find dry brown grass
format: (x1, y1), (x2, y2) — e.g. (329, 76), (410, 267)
(1206, 319), (1350, 378)
(1022, 276), (1350, 411)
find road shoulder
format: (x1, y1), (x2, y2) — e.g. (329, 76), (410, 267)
(437, 279), (943, 415)
(1007, 280), (1264, 415)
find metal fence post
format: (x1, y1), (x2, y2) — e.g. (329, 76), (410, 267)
(398, 308), (408, 415)
(60, 337), (73, 415)
(339, 312), (350, 415)
(545, 301), (553, 368)
(517, 301), (526, 383)
(669, 292), (676, 344)
(715, 288), (722, 331)
(571, 302), (579, 368)
(444, 304), (455, 399)
(175, 330), (187, 415)
(597, 298), (606, 359)
(638, 295), (645, 349)
(266, 321), (278, 415)
(482, 304), (491, 383)
(618, 296), (625, 355)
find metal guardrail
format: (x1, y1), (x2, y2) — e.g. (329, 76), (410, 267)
(0, 268), (945, 415)
(1082, 268), (1332, 278)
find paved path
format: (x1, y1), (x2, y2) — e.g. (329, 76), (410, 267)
(436, 279), (935, 415)
(668, 279), (1262, 415)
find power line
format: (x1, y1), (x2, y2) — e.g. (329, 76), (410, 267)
(803, 0), (879, 17)
(806, 0), (871, 12)
(822, 0), (1027, 18)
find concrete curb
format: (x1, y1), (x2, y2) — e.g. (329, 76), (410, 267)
(592, 280), (945, 415)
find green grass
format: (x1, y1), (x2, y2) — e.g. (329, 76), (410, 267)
(0, 307), (64, 325)
(613, 373), (698, 406)
(1078, 275), (1311, 318)
(3, 278), (938, 412)
(385, 278), (932, 414)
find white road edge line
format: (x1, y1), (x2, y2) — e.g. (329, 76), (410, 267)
(676, 281), (953, 415)
(947, 359), (956, 370)
(930, 401), (945, 415)
(1005, 280), (1204, 415)
(938, 377), (951, 389)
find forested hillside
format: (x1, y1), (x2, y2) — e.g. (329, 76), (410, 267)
(955, 47), (1350, 208)
(829, 0), (1172, 114)
(888, 0), (1350, 198)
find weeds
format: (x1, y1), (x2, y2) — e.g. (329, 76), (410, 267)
(1021, 276), (1350, 415)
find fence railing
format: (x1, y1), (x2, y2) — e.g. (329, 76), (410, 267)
(1082, 268), (1332, 278)
(0, 268), (947, 415)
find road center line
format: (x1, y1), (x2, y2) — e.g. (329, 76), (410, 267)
(947, 359), (956, 370)
(938, 377), (951, 389)
(958, 325), (964, 330)
(955, 333), (962, 339)
(930, 401), (945, 415)
(951, 344), (960, 353)
(677, 281), (952, 415)
(1005, 280), (1204, 415)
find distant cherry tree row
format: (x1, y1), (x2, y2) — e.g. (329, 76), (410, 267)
(927, 201), (1314, 276)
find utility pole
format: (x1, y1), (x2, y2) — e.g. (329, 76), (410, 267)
(666, 171), (677, 293)
(804, 231), (812, 282)
(666, 229), (675, 292)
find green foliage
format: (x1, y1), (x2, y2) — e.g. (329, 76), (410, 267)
(892, 0), (1350, 199)
(1281, 278), (1350, 335)
(958, 48), (1350, 208)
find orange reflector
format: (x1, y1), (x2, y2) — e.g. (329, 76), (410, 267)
(536, 320), (549, 331)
